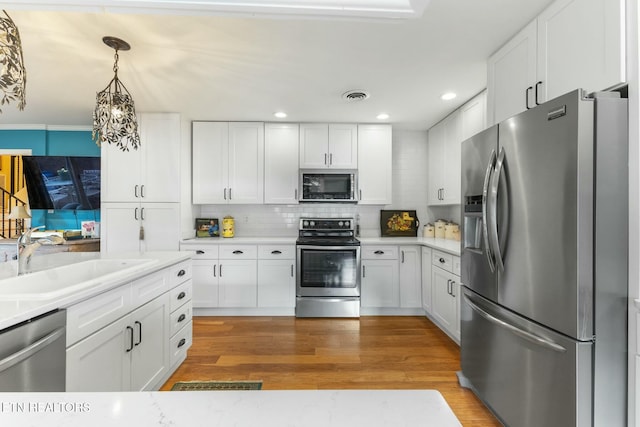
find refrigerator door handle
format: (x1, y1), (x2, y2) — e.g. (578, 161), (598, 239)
(463, 293), (566, 353)
(482, 149), (497, 273)
(489, 147), (506, 272)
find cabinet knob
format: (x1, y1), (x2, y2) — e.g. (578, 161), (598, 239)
(177, 269), (186, 277)
(177, 338), (186, 349)
(177, 314), (186, 323)
(439, 258), (445, 263)
(177, 291), (186, 300)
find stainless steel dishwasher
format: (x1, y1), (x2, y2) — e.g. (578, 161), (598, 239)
(0, 309), (66, 392)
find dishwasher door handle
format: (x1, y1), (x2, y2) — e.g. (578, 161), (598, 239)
(0, 327), (65, 372)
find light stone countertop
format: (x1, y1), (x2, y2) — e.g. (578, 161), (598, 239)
(0, 251), (191, 331)
(0, 390), (462, 427)
(181, 236), (462, 256)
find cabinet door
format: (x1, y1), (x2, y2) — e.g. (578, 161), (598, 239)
(192, 121), (228, 204)
(399, 246), (422, 308)
(101, 137), (142, 203)
(328, 123), (358, 168)
(441, 112), (462, 205)
(431, 267), (458, 336)
(361, 259), (399, 308)
(299, 123), (329, 168)
(264, 123), (299, 204)
(257, 259), (295, 307)
(228, 122), (265, 204)
(66, 315), (131, 391)
(421, 247), (433, 313)
(218, 259), (257, 307)
(100, 202), (142, 253)
(191, 259), (219, 307)
(536, 0), (624, 103)
(427, 120), (446, 205)
(130, 294), (170, 391)
(357, 124), (392, 205)
(139, 113), (181, 203)
(487, 20), (537, 125)
(139, 203), (180, 251)
(460, 91), (486, 142)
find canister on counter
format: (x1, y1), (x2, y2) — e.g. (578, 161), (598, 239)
(423, 223), (435, 238)
(445, 222), (460, 241)
(434, 219), (447, 239)
(222, 215), (235, 238)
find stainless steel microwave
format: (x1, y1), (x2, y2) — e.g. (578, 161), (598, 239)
(299, 170), (357, 203)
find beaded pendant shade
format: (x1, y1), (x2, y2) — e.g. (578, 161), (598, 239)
(0, 10), (26, 113)
(92, 36), (140, 152)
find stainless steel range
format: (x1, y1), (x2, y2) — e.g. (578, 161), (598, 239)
(295, 218), (361, 318)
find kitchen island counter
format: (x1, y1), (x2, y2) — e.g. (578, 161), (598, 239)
(0, 389), (461, 427)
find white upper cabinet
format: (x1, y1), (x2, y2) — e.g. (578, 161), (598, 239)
(357, 124), (392, 205)
(487, 0), (625, 125)
(460, 91), (487, 142)
(102, 113), (181, 203)
(299, 123), (357, 169)
(428, 111), (462, 206)
(264, 123), (299, 204)
(192, 122), (264, 204)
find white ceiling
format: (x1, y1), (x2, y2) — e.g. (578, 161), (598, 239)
(1, 0), (554, 130)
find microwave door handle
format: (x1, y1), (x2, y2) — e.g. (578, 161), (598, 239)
(482, 149), (497, 273)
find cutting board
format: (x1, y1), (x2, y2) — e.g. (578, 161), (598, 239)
(380, 210), (420, 237)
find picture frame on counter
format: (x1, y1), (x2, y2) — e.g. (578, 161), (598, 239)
(196, 218), (219, 238)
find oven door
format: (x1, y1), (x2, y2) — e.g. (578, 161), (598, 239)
(296, 245), (361, 297)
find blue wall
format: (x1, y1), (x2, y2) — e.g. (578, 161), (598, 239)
(0, 128), (100, 230)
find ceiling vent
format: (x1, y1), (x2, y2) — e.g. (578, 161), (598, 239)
(342, 90), (370, 102)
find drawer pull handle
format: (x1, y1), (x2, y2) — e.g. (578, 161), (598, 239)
(439, 258), (445, 263)
(374, 250), (384, 255)
(177, 291), (186, 300)
(196, 250), (205, 254)
(177, 269), (186, 277)
(232, 250), (243, 255)
(271, 250), (282, 255)
(177, 314), (186, 323)
(177, 338), (186, 349)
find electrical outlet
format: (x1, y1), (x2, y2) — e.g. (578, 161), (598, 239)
(243, 216), (249, 223)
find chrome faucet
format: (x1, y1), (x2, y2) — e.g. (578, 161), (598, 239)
(17, 226), (65, 275)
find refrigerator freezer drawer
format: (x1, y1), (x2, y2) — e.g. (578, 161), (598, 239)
(460, 288), (592, 427)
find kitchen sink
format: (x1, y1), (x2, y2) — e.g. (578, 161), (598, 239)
(0, 258), (156, 300)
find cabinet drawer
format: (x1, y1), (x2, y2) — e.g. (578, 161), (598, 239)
(170, 320), (192, 367)
(362, 246), (398, 260)
(169, 260), (192, 288)
(219, 245), (257, 259)
(258, 245), (296, 259)
(170, 300), (192, 337)
(180, 243), (218, 260)
(131, 269), (169, 307)
(67, 284), (132, 346)
(170, 280), (193, 312)
(432, 250), (453, 273)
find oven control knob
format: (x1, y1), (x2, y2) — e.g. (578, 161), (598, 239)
(338, 221), (344, 227)
(345, 220), (350, 228)
(303, 220), (309, 227)
(309, 221), (315, 227)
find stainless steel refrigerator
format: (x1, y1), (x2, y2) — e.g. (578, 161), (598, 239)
(458, 89), (628, 427)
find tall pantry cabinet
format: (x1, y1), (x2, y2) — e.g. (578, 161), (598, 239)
(101, 113), (181, 252)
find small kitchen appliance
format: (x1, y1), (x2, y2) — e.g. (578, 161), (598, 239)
(295, 217), (361, 317)
(299, 170), (357, 203)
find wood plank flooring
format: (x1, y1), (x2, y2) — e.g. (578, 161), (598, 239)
(161, 316), (501, 426)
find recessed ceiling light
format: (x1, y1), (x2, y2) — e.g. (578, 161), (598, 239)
(441, 92), (457, 101)
(376, 113), (390, 120)
(274, 111), (287, 118)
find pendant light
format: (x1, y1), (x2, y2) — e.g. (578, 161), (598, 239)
(0, 10), (26, 113)
(92, 36), (140, 151)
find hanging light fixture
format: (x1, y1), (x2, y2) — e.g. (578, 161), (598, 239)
(92, 36), (140, 151)
(0, 10), (26, 113)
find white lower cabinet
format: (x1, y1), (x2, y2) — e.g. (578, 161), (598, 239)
(399, 246), (422, 308)
(67, 293), (170, 392)
(421, 247), (433, 313)
(219, 259), (257, 307)
(257, 245), (295, 308)
(361, 259), (399, 308)
(66, 260), (192, 392)
(428, 250), (461, 343)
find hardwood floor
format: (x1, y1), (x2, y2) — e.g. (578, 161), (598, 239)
(161, 316), (501, 426)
